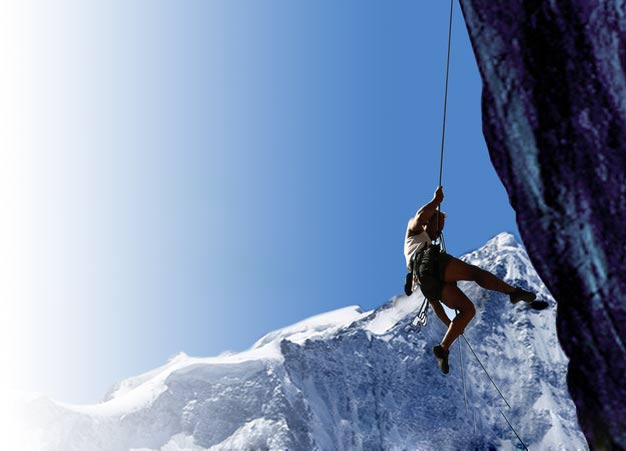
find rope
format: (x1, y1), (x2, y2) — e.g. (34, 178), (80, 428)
(458, 332), (469, 416)
(499, 408), (529, 451)
(439, 0), (453, 188)
(413, 0), (528, 451)
(427, 8), (527, 448)
(454, 309), (470, 421)
(461, 334), (529, 449)
(461, 334), (511, 409)
(436, 0), (454, 253)
(473, 408), (477, 435)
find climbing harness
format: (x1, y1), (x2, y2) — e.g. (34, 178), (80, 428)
(405, 2), (529, 449)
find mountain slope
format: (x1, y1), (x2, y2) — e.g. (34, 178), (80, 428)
(20, 233), (587, 450)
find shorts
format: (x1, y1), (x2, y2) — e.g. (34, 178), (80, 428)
(415, 245), (452, 301)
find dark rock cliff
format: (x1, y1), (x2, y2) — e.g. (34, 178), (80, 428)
(458, 1), (626, 449)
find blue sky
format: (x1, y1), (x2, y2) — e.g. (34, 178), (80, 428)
(6, 1), (518, 404)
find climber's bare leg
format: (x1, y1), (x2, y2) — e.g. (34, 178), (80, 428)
(439, 283), (476, 350)
(443, 257), (514, 294)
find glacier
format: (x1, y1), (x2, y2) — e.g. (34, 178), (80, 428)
(17, 233), (588, 450)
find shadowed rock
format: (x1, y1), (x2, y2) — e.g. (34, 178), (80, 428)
(459, 1), (626, 449)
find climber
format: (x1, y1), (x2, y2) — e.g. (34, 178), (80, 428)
(405, 186), (536, 374)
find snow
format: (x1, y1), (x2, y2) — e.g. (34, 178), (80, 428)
(17, 232), (589, 451)
(363, 292), (425, 335)
(252, 305), (369, 347)
(131, 434), (205, 451)
(65, 354), (191, 417)
(130, 419), (294, 451)
(207, 418), (292, 450)
(62, 304), (358, 418)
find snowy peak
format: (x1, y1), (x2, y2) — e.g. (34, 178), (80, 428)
(467, 232), (525, 261)
(103, 352), (191, 403)
(251, 305), (367, 349)
(460, 233), (549, 296)
(18, 232), (584, 451)
(486, 231), (521, 249)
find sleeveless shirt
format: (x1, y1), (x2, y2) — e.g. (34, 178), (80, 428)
(404, 229), (431, 270)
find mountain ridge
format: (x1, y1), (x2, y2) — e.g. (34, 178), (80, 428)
(19, 232), (587, 451)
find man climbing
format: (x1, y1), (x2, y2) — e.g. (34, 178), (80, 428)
(404, 186), (536, 374)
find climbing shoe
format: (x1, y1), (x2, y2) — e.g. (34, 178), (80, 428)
(509, 287), (536, 305)
(432, 345), (449, 375)
(529, 300), (550, 310)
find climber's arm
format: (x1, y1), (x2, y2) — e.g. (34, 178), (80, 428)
(406, 186), (444, 237)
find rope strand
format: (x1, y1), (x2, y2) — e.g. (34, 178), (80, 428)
(459, 333), (469, 416)
(462, 335), (529, 448)
(499, 408), (529, 451)
(436, 0), (454, 252)
(430, 9), (527, 448)
(439, 0), (454, 188)
(400, 2), (528, 447)
(461, 334), (511, 409)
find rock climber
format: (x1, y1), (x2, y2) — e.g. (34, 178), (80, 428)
(404, 186), (536, 374)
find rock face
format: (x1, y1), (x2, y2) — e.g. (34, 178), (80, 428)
(459, 2), (626, 449)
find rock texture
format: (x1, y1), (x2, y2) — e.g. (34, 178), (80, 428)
(459, 2), (626, 449)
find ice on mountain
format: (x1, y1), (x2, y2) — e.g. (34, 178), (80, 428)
(252, 305), (368, 348)
(18, 232), (588, 451)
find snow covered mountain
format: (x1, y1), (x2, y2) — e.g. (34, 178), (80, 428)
(18, 233), (587, 450)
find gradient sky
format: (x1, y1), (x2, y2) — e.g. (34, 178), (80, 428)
(4, 1), (519, 404)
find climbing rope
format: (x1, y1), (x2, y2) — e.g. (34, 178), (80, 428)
(410, 0), (453, 330)
(439, 0), (453, 189)
(429, 3), (529, 449)
(461, 334), (511, 409)
(461, 334), (529, 450)
(459, 335), (469, 416)
(436, 0), (454, 253)
(499, 408), (529, 451)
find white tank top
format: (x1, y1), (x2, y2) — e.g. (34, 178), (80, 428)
(404, 229), (431, 270)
